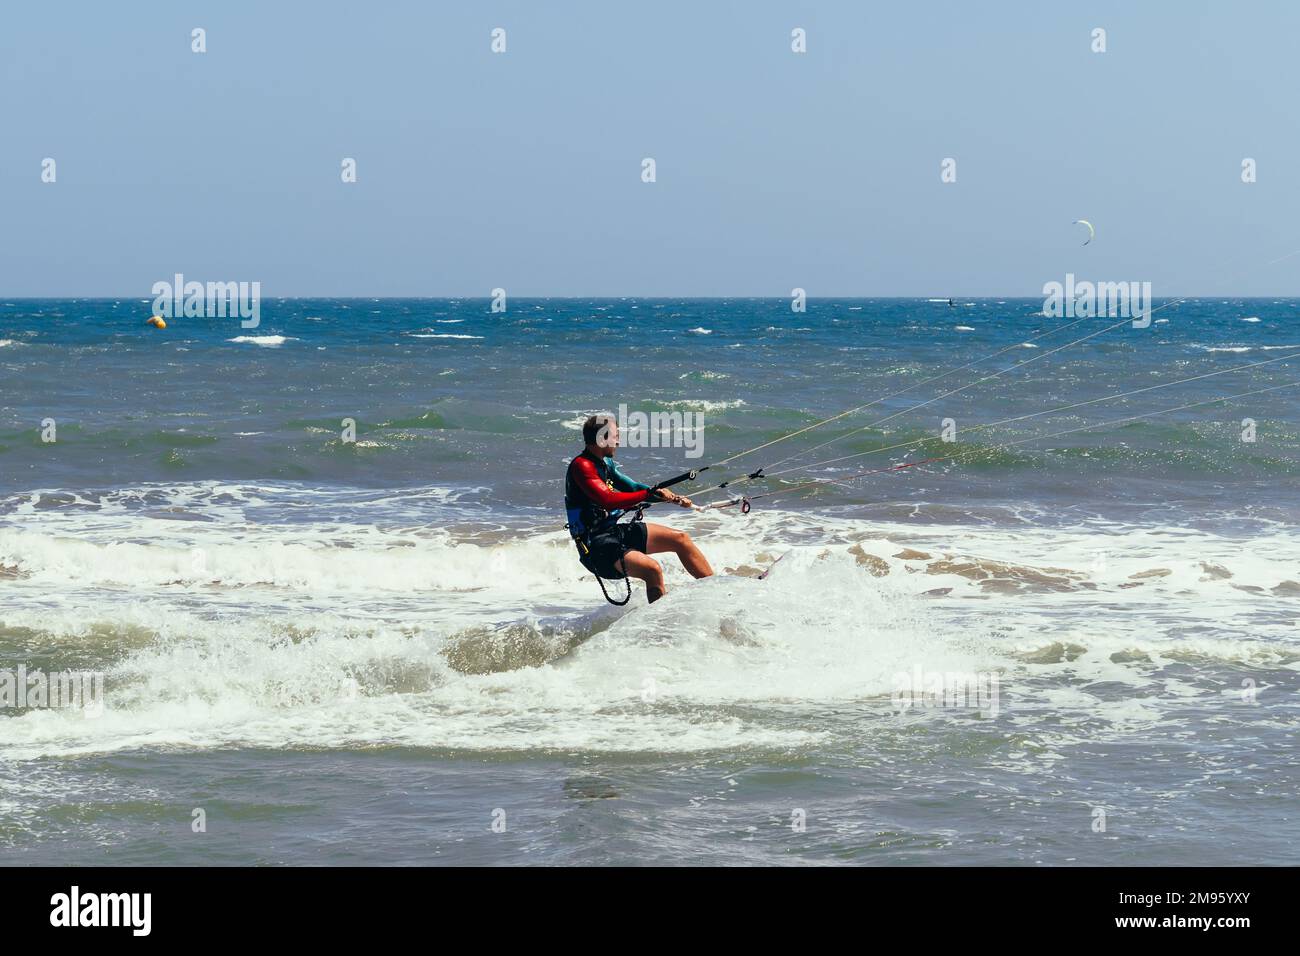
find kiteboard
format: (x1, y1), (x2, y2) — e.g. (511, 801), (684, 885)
(757, 552), (790, 580)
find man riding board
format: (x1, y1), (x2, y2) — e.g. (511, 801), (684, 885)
(564, 414), (714, 603)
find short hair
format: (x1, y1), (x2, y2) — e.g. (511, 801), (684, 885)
(582, 413), (615, 447)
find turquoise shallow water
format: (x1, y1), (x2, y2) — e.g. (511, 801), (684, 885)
(0, 298), (1297, 865)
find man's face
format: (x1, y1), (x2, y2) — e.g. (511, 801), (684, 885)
(596, 420), (619, 455)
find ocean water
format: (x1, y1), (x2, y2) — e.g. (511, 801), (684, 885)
(0, 297), (1297, 865)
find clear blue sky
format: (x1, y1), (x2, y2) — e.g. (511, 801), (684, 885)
(1, 0), (1297, 296)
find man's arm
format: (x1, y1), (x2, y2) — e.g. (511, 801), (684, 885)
(607, 460), (691, 507)
(607, 459), (652, 493)
(573, 456), (652, 508)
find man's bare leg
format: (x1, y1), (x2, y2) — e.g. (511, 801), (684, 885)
(617, 549), (667, 603)
(644, 523), (714, 579)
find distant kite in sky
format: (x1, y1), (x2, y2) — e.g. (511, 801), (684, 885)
(1073, 219), (1095, 246)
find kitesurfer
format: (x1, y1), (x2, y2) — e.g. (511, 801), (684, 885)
(565, 414), (714, 603)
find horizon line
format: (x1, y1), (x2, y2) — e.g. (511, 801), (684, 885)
(4, 294), (1300, 301)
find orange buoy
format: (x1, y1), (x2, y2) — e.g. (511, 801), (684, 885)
(147, 316), (167, 329)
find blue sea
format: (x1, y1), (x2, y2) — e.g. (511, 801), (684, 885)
(0, 297), (1297, 864)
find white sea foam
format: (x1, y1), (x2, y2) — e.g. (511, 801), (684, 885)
(228, 335), (291, 346)
(677, 370), (730, 380)
(658, 399), (746, 412)
(1, 488), (1295, 762)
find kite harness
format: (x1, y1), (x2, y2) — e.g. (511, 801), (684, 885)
(564, 452), (665, 605)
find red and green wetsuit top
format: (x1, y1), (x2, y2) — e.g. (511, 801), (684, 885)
(565, 452), (654, 538)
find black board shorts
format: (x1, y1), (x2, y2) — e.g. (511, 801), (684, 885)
(576, 520), (649, 580)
